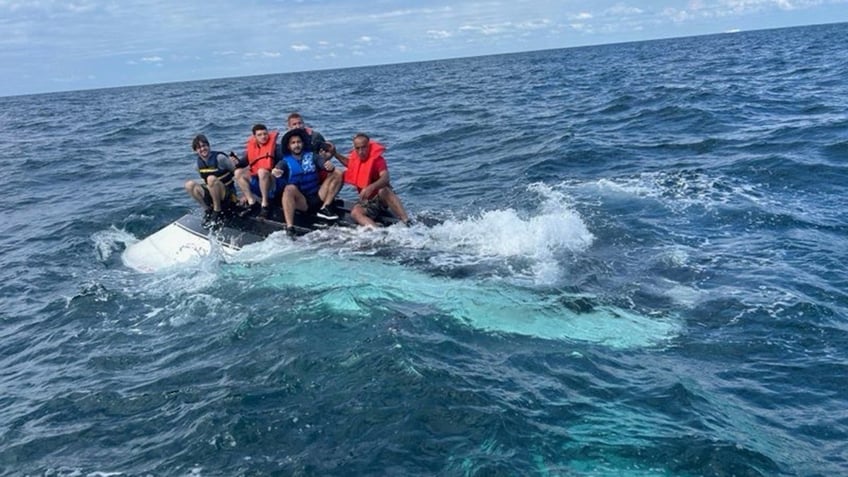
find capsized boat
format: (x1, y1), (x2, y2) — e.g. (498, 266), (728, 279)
(122, 199), (403, 272)
(121, 200), (683, 348)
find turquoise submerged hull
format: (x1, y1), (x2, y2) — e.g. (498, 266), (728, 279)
(227, 251), (681, 350)
(124, 201), (679, 349)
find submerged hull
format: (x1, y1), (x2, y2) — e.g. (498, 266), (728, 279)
(120, 201), (681, 349)
(123, 199), (399, 272)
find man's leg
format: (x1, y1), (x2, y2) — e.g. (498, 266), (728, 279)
(318, 169), (343, 208)
(235, 168), (258, 205)
(185, 180), (210, 209)
(281, 185), (308, 228)
(205, 176), (226, 212)
(378, 187), (410, 224)
(350, 203), (378, 227)
(314, 171), (342, 220)
(257, 169), (274, 208)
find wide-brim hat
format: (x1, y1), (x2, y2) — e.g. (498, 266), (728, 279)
(281, 128), (310, 154)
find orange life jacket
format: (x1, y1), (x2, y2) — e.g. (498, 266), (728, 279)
(245, 130), (279, 176)
(344, 141), (386, 195)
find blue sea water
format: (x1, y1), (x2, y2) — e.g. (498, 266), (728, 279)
(1, 22), (847, 476)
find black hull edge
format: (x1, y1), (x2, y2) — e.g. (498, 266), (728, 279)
(178, 198), (400, 249)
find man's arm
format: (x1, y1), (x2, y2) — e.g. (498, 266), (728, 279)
(371, 169), (391, 189)
(327, 143), (349, 166)
(310, 131), (326, 152)
(216, 152), (236, 172)
(271, 160), (289, 181)
(314, 151), (336, 172)
(230, 150), (248, 169)
(360, 169), (390, 200)
(272, 143), (285, 168)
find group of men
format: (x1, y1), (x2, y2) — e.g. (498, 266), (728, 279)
(185, 112), (411, 235)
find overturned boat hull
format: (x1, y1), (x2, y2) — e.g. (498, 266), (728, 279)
(123, 199), (399, 272)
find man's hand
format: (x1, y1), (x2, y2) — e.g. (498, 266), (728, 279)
(359, 185), (373, 201)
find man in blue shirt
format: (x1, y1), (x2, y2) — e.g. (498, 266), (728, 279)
(273, 128), (341, 235)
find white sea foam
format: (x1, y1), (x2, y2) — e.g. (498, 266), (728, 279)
(280, 182), (596, 286)
(423, 183), (592, 284)
(91, 226), (138, 261)
(657, 279), (705, 308)
(588, 170), (769, 213)
(229, 230), (302, 264)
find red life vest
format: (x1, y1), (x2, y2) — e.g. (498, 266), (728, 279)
(245, 130), (279, 176)
(344, 141), (386, 198)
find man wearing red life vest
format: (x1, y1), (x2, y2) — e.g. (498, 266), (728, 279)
(233, 123), (281, 219)
(323, 132), (411, 227)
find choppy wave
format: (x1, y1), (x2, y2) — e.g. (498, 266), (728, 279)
(1, 23), (847, 476)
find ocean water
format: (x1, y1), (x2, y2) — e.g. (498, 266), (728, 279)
(1, 22), (847, 476)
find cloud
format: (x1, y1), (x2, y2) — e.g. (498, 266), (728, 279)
(516, 19), (551, 30)
(66, 2), (97, 13)
(0, 1), (98, 13)
(367, 6), (453, 20)
(661, 0), (826, 21)
(663, 7), (695, 22)
(1, 0), (844, 96)
(243, 51), (281, 58)
(456, 16), (556, 38)
(720, 0), (801, 11)
(604, 4), (644, 15)
(287, 6), (452, 29)
(459, 24), (506, 35)
(427, 29), (452, 39)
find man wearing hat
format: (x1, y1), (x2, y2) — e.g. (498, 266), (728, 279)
(273, 128), (342, 235)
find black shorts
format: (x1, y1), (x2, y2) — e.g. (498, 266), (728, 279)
(202, 185), (236, 208)
(305, 192), (323, 214)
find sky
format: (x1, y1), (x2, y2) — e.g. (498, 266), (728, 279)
(1, 0), (847, 97)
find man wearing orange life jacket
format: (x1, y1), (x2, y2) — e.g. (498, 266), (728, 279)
(323, 132), (411, 227)
(233, 123), (281, 218)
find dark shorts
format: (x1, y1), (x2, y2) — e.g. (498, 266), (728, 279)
(275, 176), (288, 191)
(305, 192), (323, 214)
(202, 185), (237, 208)
(358, 195), (387, 219)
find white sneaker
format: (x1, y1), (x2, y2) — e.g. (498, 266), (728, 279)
(316, 206), (338, 220)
